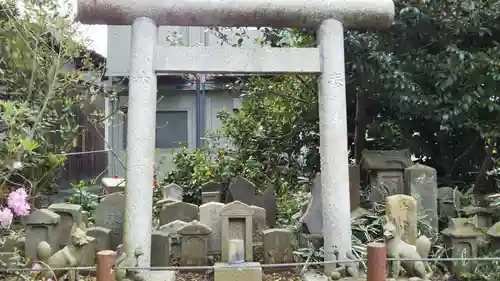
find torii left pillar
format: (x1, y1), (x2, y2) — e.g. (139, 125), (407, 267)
(76, 0), (394, 276)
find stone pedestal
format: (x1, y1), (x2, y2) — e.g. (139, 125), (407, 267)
(487, 222), (500, 252)
(214, 263), (262, 281)
(441, 218), (482, 275)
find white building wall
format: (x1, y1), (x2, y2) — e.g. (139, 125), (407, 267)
(109, 90), (237, 179)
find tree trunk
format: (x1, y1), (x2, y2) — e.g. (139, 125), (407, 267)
(474, 138), (497, 194)
(354, 92), (369, 165)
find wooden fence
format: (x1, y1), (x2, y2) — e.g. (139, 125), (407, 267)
(60, 109), (108, 183)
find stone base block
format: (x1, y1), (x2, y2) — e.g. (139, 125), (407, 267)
(151, 270), (176, 281)
(215, 262), (262, 281)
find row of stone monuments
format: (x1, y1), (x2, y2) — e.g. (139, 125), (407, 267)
(1, 176), (296, 279)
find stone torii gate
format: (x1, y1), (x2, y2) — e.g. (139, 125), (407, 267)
(76, 0), (394, 274)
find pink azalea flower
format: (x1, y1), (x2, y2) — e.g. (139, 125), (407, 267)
(7, 188), (30, 216)
(31, 263), (42, 273)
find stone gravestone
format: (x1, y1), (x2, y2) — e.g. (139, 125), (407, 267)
(201, 181), (222, 204)
(94, 192), (126, 250)
(163, 183), (183, 200)
(202, 192), (220, 204)
(441, 218), (482, 274)
(262, 185), (277, 228)
(220, 201), (254, 262)
(225, 176), (256, 206)
(86, 226), (112, 252)
(300, 169), (360, 235)
(199, 202), (225, 254)
(48, 203), (83, 248)
(81, 235), (97, 269)
(404, 164), (438, 233)
(151, 231), (170, 267)
(159, 220), (188, 257)
(24, 209), (60, 260)
(437, 187), (461, 221)
(300, 173), (323, 234)
(262, 228), (295, 264)
(157, 183), (183, 207)
(178, 220), (212, 266)
(385, 194), (418, 245)
(360, 150), (414, 202)
(159, 201), (199, 225)
(251, 206), (267, 244)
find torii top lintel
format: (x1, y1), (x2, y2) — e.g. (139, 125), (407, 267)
(76, 0), (394, 29)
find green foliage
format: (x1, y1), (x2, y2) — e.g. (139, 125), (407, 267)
(0, 0), (112, 199)
(67, 180), (98, 215)
(208, 0), (500, 187)
(159, 139), (271, 205)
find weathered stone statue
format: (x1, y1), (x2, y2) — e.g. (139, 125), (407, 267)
(36, 223), (90, 280)
(332, 247), (359, 278)
(115, 247), (146, 281)
(383, 218), (432, 279)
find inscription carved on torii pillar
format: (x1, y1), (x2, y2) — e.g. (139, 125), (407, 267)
(76, 0), (394, 275)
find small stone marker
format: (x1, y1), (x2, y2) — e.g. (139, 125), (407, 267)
(81, 236), (97, 268)
(404, 164), (438, 232)
(225, 176), (256, 206)
(199, 202), (224, 254)
(157, 183), (183, 207)
(101, 177), (126, 194)
(220, 201), (254, 262)
(251, 206), (266, 243)
(262, 185), (277, 227)
(48, 203), (83, 248)
(385, 194), (418, 245)
(159, 220), (188, 257)
(86, 226), (112, 252)
(202, 181), (222, 192)
(24, 209), (60, 260)
(300, 174), (323, 234)
(151, 231), (170, 267)
(202, 191), (221, 204)
(163, 183), (183, 200)
(201, 181), (222, 204)
(178, 220), (212, 266)
(94, 192), (126, 250)
(262, 228), (295, 264)
(159, 201), (199, 225)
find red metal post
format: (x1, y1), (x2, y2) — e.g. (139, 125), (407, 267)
(367, 242), (386, 281)
(97, 250), (117, 281)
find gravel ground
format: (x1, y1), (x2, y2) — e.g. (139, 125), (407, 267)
(175, 270), (303, 281)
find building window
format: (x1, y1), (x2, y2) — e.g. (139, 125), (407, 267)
(123, 111), (189, 149)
